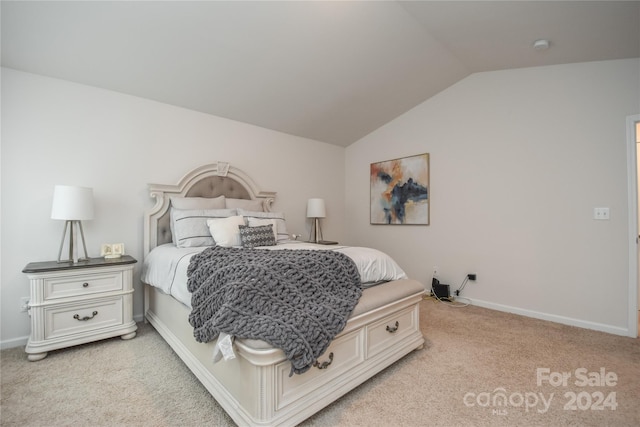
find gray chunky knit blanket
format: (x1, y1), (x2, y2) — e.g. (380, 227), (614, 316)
(187, 246), (362, 375)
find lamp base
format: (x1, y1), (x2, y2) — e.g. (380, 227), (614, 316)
(57, 220), (90, 263)
(309, 217), (324, 243)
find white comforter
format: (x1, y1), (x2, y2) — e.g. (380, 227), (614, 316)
(141, 241), (407, 308)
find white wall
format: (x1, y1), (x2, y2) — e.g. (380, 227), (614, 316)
(3, 59), (638, 348)
(1, 68), (345, 347)
(346, 59), (640, 335)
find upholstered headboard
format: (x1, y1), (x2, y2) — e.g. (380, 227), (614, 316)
(144, 162), (276, 257)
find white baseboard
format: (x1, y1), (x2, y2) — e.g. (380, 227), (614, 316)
(1, 335), (28, 350)
(1, 315), (146, 351)
(469, 297), (631, 337)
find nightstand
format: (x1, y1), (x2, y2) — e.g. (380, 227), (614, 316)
(22, 256), (138, 361)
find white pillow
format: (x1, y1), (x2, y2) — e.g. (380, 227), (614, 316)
(247, 218), (278, 241)
(207, 216), (246, 247)
(171, 208), (237, 248)
(238, 209), (288, 242)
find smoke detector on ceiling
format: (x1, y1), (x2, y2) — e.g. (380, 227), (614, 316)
(533, 39), (550, 51)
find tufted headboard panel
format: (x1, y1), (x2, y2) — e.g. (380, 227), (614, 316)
(144, 162), (276, 257)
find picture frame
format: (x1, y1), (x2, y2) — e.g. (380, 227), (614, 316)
(370, 153), (429, 225)
(112, 243), (124, 256)
(101, 243), (125, 259)
(100, 244), (112, 257)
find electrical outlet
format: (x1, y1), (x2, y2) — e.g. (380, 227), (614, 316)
(433, 266), (438, 278)
(19, 297), (30, 312)
(593, 207), (610, 220)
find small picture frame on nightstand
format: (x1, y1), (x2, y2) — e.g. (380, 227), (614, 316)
(101, 243), (124, 259)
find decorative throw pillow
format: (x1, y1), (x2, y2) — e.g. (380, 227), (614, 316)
(246, 218), (278, 241)
(239, 224), (276, 248)
(171, 208), (237, 247)
(225, 198), (264, 212)
(237, 209), (288, 242)
(207, 215), (246, 247)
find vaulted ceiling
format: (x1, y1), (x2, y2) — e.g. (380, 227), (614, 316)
(2, 1), (639, 146)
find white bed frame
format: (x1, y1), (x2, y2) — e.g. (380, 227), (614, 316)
(143, 162), (425, 426)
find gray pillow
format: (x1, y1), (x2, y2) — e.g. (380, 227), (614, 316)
(239, 224), (276, 248)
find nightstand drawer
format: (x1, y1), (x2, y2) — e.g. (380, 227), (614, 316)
(44, 271), (123, 300)
(45, 296), (124, 340)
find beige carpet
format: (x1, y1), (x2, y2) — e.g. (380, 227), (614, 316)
(1, 299), (638, 426)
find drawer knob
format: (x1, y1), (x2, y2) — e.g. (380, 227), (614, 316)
(82, 282), (89, 288)
(313, 352), (334, 370)
(386, 321), (399, 333)
(73, 311), (98, 321)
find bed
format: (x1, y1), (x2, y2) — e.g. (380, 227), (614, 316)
(141, 162), (425, 426)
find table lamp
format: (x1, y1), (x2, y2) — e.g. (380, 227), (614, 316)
(51, 185), (94, 263)
(306, 198), (326, 243)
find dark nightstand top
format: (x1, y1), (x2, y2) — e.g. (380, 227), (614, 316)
(23, 255), (137, 274)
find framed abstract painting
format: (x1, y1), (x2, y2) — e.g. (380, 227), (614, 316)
(370, 153), (429, 225)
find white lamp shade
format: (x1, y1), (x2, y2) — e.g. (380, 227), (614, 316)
(51, 185), (94, 220)
(306, 198), (326, 218)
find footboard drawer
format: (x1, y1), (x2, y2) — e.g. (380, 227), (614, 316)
(366, 305), (419, 358)
(275, 328), (365, 410)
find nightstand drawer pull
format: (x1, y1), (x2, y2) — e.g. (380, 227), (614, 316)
(82, 282), (89, 288)
(313, 352), (334, 370)
(73, 311), (98, 321)
(386, 321), (399, 333)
